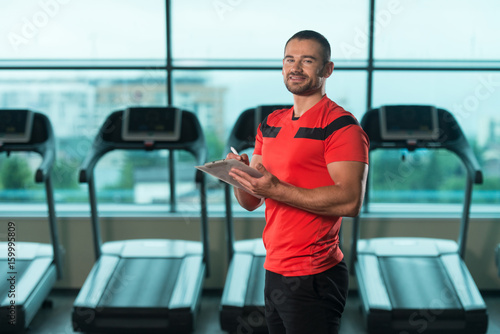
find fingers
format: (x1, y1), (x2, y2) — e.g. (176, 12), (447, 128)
(229, 167), (251, 182)
(255, 163), (266, 172)
(240, 153), (250, 164)
(230, 164), (269, 194)
(225, 152), (241, 160)
(225, 152), (251, 167)
(230, 167), (256, 186)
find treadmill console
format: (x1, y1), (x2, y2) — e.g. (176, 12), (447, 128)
(0, 109), (34, 143)
(122, 107), (182, 142)
(379, 105), (439, 141)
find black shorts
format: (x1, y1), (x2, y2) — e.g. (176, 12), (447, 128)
(264, 260), (349, 334)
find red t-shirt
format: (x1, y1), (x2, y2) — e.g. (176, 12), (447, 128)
(254, 95), (369, 276)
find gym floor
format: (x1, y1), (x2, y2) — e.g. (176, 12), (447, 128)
(26, 289), (500, 334)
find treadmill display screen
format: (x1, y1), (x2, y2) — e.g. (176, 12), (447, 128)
(380, 105), (439, 140)
(0, 109), (33, 143)
(122, 107), (182, 142)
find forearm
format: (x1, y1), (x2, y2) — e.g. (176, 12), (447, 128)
(269, 181), (363, 217)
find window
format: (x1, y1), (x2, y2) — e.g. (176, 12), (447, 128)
(0, 0), (498, 215)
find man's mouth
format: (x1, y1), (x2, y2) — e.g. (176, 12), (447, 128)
(288, 75), (307, 82)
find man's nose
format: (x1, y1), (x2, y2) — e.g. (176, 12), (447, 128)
(291, 61), (302, 72)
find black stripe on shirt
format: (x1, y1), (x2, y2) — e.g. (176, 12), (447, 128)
(294, 115), (359, 140)
(260, 118), (282, 138)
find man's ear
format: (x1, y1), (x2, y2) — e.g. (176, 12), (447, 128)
(322, 61), (334, 78)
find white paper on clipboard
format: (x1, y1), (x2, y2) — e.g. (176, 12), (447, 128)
(195, 159), (264, 198)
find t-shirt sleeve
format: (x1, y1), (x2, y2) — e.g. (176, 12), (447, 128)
(324, 123), (369, 164)
(254, 123), (263, 155)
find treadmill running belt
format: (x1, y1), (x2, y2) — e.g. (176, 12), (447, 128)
(379, 257), (461, 310)
(98, 258), (182, 308)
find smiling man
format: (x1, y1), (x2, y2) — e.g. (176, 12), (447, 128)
(228, 30), (369, 334)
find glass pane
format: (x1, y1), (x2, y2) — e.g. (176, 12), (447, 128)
(172, 0), (369, 63)
(0, 153), (45, 203)
(0, 0), (166, 60)
(0, 70), (167, 206)
(372, 71), (500, 205)
(374, 0), (500, 60)
(369, 149), (466, 204)
(93, 150), (200, 211)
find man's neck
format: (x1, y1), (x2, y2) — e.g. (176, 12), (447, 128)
(292, 92), (325, 118)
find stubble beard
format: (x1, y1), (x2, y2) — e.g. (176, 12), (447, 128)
(284, 76), (316, 95)
(284, 69), (325, 96)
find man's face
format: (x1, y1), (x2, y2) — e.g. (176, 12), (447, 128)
(282, 38), (332, 96)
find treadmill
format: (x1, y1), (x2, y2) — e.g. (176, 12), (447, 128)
(219, 105), (291, 333)
(72, 107), (209, 333)
(351, 105), (488, 333)
(0, 110), (63, 333)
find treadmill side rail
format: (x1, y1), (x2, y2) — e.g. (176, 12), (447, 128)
(440, 254), (488, 311)
(356, 254), (392, 311)
(169, 256), (205, 310)
(220, 243), (268, 334)
(0, 258), (56, 333)
(221, 253), (254, 308)
(73, 255), (121, 308)
(21, 264), (57, 329)
(10, 258), (53, 304)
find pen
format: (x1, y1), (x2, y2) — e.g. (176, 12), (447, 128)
(230, 146), (239, 155)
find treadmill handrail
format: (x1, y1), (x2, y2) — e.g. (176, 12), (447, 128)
(363, 106), (482, 185)
(79, 141), (114, 183)
(368, 135), (483, 185)
(35, 144), (55, 183)
(34, 116), (56, 183)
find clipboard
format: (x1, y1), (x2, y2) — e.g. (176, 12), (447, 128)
(195, 159), (264, 197)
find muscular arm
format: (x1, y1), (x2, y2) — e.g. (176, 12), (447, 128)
(229, 156), (368, 217)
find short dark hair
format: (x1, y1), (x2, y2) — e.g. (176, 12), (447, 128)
(285, 30), (331, 63)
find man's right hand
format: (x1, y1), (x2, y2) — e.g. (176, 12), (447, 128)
(226, 152), (250, 166)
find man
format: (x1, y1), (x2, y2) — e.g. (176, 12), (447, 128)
(228, 30), (369, 334)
